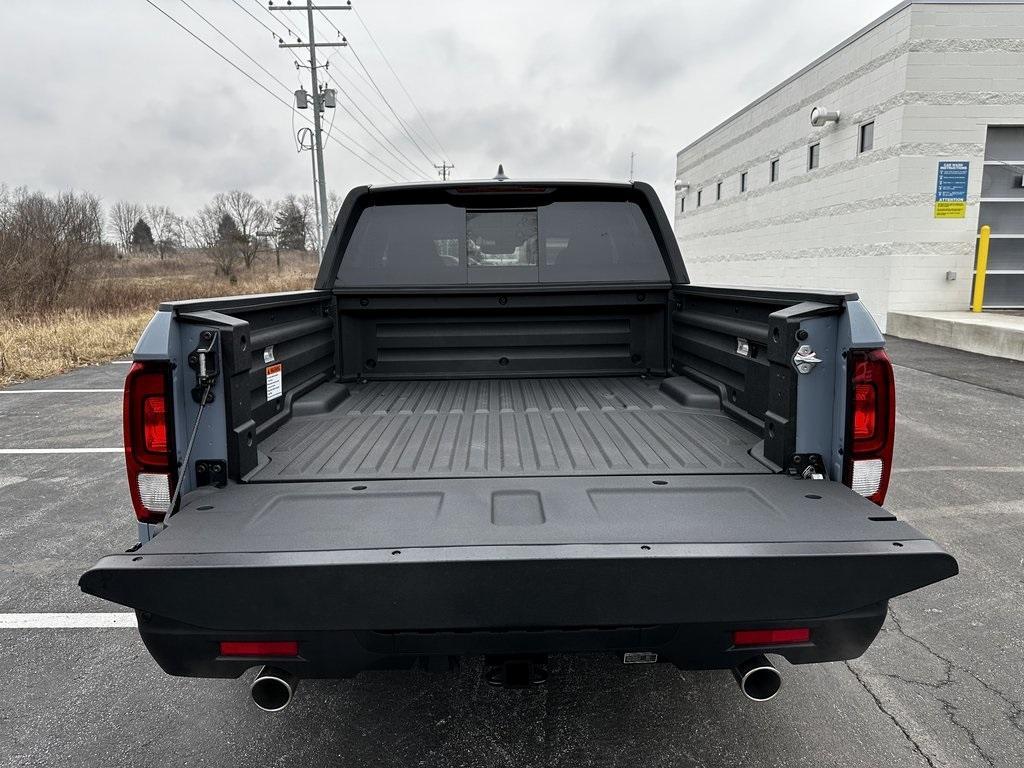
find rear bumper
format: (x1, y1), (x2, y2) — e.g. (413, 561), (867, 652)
(80, 539), (956, 679)
(137, 602), (889, 679)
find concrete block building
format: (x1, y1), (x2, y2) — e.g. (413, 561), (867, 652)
(673, 0), (1024, 332)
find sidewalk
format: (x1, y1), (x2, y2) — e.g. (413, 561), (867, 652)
(887, 310), (1024, 362)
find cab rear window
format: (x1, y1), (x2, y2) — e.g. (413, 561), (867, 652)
(338, 200), (668, 286)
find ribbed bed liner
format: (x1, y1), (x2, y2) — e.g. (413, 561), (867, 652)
(250, 377), (767, 481)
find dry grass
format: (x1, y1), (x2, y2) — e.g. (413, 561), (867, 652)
(0, 310), (154, 386)
(0, 254), (317, 387)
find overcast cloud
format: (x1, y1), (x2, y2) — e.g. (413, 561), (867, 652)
(0, 0), (897, 217)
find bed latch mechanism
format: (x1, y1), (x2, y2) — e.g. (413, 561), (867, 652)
(792, 344), (822, 374)
(790, 453), (827, 480)
(189, 331), (219, 404)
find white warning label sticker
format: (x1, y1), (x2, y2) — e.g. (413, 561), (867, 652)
(266, 363), (283, 401)
(623, 651), (658, 664)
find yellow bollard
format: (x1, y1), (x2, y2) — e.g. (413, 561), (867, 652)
(972, 225), (991, 313)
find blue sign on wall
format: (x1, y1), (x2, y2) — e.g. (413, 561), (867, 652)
(934, 161), (969, 218)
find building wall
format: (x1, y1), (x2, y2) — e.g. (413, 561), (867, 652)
(674, 1), (1024, 330)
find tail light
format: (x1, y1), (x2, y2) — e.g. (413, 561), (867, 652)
(124, 361), (176, 523)
(843, 348), (895, 505)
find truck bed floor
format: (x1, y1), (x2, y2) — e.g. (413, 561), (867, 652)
(250, 377), (766, 481)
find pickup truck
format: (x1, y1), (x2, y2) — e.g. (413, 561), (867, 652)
(81, 179), (957, 710)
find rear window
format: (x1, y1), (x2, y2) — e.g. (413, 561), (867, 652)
(338, 200), (668, 286)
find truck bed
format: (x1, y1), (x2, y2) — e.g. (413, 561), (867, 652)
(250, 376), (767, 482)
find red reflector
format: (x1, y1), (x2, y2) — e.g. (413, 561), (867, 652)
(852, 382), (877, 440)
(219, 641), (299, 657)
(142, 396), (168, 453)
(733, 628), (810, 646)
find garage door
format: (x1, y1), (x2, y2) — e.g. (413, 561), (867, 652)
(978, 126), (1024, 308)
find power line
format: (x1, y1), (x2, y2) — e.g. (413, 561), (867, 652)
(171, 0), (409, 183)
(352, 6), (450, 162)
(179, 0), (291, 92)
(328, 78), (433, 178)
(253, 0), (300, 40)
(347, 42), (436, 168)
(229, 0), (278, 39)
(322, 51), (437, 176)
(143, 0), (401, 183)
(325, 51), (402, 130)
(230, 0), (304, 66)
(317, 111), (412, 181)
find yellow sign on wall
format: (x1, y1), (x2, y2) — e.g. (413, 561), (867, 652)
(934, 200), (966, 218)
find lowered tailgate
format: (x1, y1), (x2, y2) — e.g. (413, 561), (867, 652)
(80, 474), (957, 631)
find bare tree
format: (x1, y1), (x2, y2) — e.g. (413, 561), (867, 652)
(298, 194), (321, 254)
(214, 190), (271, 270)
(177, 204), (239, 278)
(145, 204), (178, 259)
(109, 201), (142, 255)
(327, 189), (343, 228)
(0, 187), (107, 311)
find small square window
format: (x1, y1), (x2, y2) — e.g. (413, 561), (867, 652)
(859, 121), (874, 153)
(740, 171), (748, 192)
(770, 158), (780, 183)
(697, 189), (703, 207)
(716, 181), (722, 201)
(808, 143), (820, 170)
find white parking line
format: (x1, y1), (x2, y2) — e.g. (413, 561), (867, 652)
(0, 389), (123, 394)
(0, 613), (137, 628)
(0, 448), (123, 454)
(111, 360), (134, 365)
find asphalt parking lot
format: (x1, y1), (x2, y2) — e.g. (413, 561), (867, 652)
(1, 338), (1022, 768)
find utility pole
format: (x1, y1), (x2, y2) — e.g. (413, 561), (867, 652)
(296, 127), (323, 254)
(629, 152), (637, 181)
(433, 162), (454, 181)
(271, 1), (350, 260)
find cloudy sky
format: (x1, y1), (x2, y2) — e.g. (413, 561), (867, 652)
(1, 0), (898, 218)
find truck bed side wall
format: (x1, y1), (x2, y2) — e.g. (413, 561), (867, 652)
(164, 291), (335, 480)
(671, 285), (852, 471)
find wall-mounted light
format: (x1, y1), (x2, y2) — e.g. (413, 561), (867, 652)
(809, 107), (841, 127)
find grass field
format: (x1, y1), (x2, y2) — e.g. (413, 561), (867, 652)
(0, 253), (317, 387)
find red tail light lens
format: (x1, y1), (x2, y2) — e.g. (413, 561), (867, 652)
(843, 348), (895, 505)
(852, 383), (877, 440)
(143, 396), (168, 453)
(219, 641), (299, 658)
(733, 628), (810, 647)
(124, 361), (176, 523)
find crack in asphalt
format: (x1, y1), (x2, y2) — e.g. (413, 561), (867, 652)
(844, 660), (940, 768)
(882, 609), (1024, 767)
(849, 606), (1024, 767)
(887, 609), (1024, 730)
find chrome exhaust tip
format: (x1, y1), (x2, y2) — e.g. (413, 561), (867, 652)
(732, 654), (782, 702)
(250, 666), (298, 712)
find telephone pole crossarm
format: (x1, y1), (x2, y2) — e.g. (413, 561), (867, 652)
(279, 41), (348, 48)
(269, 4), (353, 9)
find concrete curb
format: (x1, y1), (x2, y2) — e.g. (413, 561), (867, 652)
(887, 311), (1024, 362)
